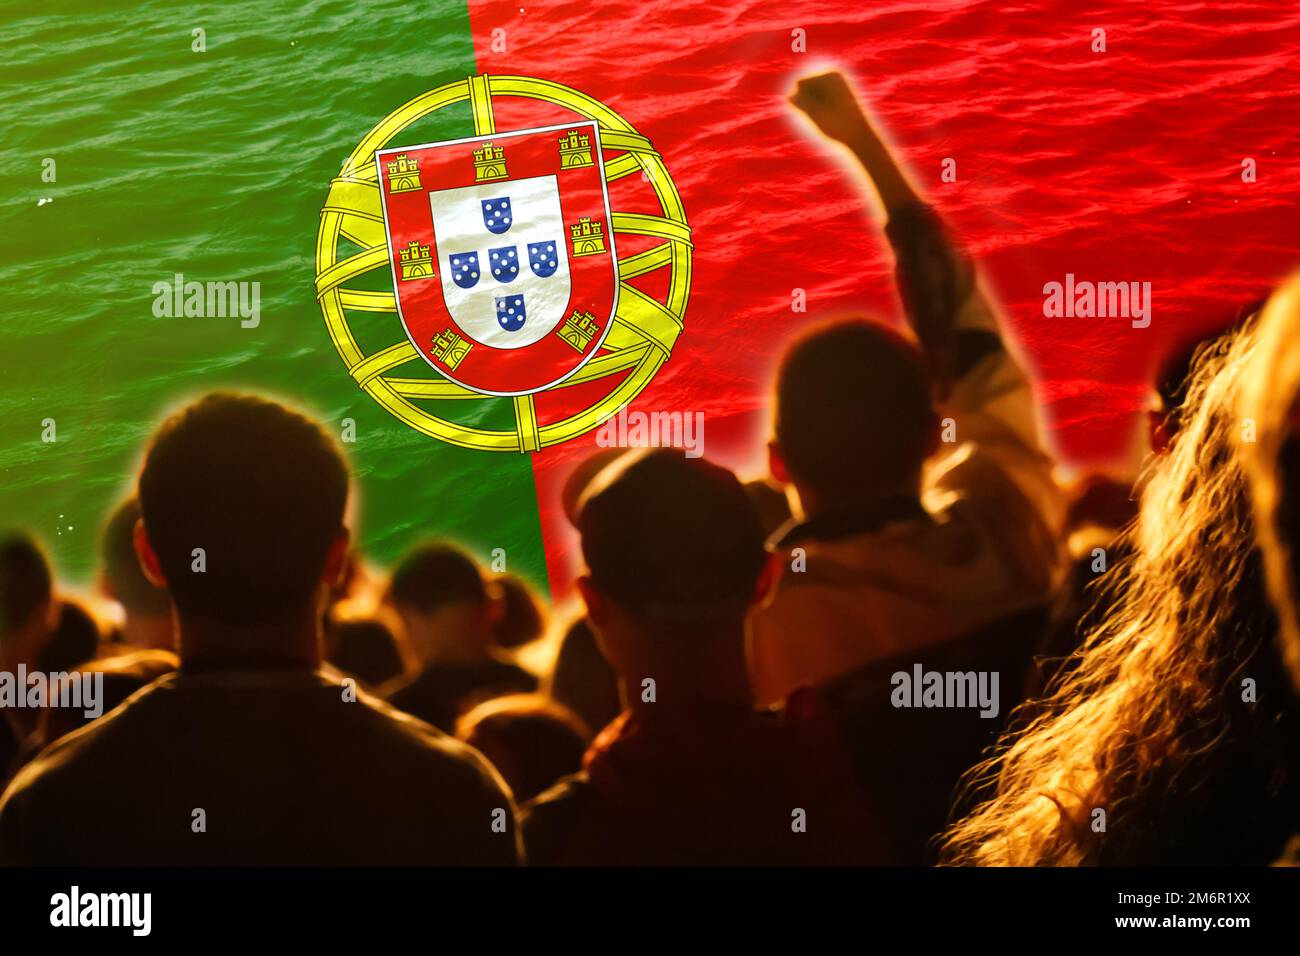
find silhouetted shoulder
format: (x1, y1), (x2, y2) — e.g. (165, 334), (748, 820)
(520, 773), (599, 866)
(353, 690), (523, 865)
(1, 675), (164, 790)
(356, 685), (510, 793)
(0, 681), (170, 864)
(0, 672), (523, 866)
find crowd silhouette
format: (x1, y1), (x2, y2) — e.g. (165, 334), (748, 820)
(2, 72), (1299, 866)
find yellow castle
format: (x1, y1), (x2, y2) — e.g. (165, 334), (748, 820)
(431, 328), (472, 371)
(558, 129), (594, 169)
(398, 241), (433, 281)
(386, 154), (422, 193)
(474, 142), (508, 182)
(570, 217), (607, 257)
(558, 310), (601, 351)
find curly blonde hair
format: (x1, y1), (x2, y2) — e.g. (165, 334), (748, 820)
(942, 316), (1297, 865)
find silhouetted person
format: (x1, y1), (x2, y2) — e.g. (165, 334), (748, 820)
(0, 533), (55, 673)
(457, 694), (589, 803)
(523, 449), (883, 865)
(0, 533), (57, 781)
(0, 393), (519, 865)
(325, 614), (405, 689)
(36, 599), (100, 674)
(381, 543), (537, 733)
(100, 496), (174, 651)
(748, 73), (1065, 707)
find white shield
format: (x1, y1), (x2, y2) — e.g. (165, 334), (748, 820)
(429, 174), (572, 350)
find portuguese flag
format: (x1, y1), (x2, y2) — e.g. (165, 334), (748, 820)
(4, 0), (1298, 604)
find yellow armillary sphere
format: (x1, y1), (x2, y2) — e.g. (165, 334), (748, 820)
(315, 74), (692, 452)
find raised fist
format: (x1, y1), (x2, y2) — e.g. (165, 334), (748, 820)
(790, 71), (869, 145)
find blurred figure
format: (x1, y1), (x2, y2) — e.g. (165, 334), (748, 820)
(457, 694), (589, 803)
(943, 319), (1300, 865)
(36, 599), (100, 674)
(381, 543), (537, 733)
(0, 533), (57, 778)
(0, 533), (56, 675)
(749, 73), (1065, 707)
(324, 613), (405, 689)
(522, 449), (883, 865)
(0, 393), (519, 865)
(549, 615), (622, 736)
(491, 573), (547, 651)
(100, 496), (174, 651)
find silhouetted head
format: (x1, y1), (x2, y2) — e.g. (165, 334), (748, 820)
(101, 497), (170, 620)
(491, 573), (546, 650)
(387, 543), (493, 663)
(0, 532), (53, 646)
(771, 320), (936, 510)
(576, 449), (765, 618)
(574, 449), (767, 692)
(456, 694), (590, 802)
(389, 543), (487, 613)
(136, 393), (349, 632)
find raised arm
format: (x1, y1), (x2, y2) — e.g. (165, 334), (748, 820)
(791, 71), (1066, 568)
(790, 71), (999, 393)
(790, 71), (922, 216)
